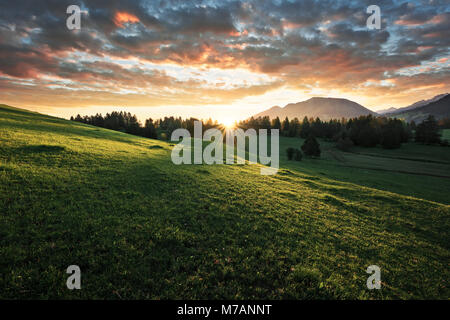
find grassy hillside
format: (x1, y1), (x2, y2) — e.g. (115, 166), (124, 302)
(0, 105), (449, 299)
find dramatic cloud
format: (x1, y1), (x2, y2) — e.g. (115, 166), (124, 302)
(0, 0), (449, 117)
(114, 11), (140, 27)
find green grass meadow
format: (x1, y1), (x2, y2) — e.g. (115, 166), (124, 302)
(0, 104), (449, 299)
(442, 129), (450, 142)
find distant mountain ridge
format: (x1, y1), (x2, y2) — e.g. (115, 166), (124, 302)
(386, 93), (449, 115)
(378, 107), (397, 115)
(389, 93), (450, 122)
(253, 97), (377, 121)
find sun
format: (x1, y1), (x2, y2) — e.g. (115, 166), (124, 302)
(221, 118), (236, 129)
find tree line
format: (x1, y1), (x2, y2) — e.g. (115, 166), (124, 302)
(71, 112), (158, 139)
(237, 114), (447, 149)
(71, 112), (222, 140)
(71, 112), (448, 150)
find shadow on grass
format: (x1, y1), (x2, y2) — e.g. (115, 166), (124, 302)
(149, 145), (165, 150)
(17, 145), (66, 154)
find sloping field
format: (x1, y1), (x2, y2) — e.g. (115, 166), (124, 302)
(0, 105), (449, 299)
(279, 138), (450, 205)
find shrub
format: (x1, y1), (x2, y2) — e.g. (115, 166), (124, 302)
(294, 149), (303, 161)
(286, 147), (295, 160)
(336, 137), (354, 151)
(415, 115), (441, 144)
(302, 135), (321, 157)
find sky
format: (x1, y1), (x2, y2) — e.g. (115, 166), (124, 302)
(0, 0), (449, 122)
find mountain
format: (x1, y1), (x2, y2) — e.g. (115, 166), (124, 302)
(253, 97), (377, 120)
(390, 94), (450, 122)
(255, 105), (282, 119)
(388, 93), (449, 115)
(378, 107), (397, 114)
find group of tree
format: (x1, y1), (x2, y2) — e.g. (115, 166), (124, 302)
(239, 115), (414, 149)
(71, 112), (158, 139)
(238, 116), (344, 140)
(415, 115), (443, 145)
(345, 116), (412, 149)
(71, 112), (221, 140)
(158, 117), (219, 137)
(71, 111), (447, 149)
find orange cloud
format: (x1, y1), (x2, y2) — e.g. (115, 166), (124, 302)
(228, 30), (241, 37)
(395, 14), (446, 26)
(428, 14), (446, 24)
(114, 11), (140, 27)
(395, 19), (421, 26)
(417, 46), (433, 52)
(424, 32), (441, 38)
(282, 21), (305, 30)
(229, 29), (248, 37)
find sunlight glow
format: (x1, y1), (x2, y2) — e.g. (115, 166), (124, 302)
(221, 118), (236, 129)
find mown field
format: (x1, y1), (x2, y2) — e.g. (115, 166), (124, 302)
(0, 104), (449, 299)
